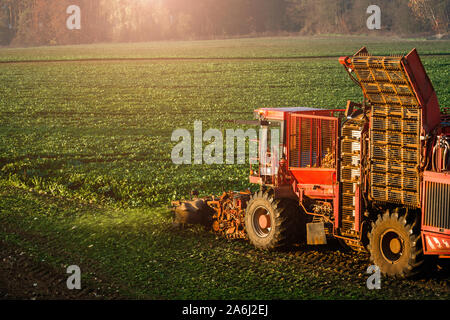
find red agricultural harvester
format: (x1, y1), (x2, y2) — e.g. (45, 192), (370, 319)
(173, 47), (450, 277)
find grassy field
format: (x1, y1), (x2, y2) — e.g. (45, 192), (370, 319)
(0, 36), (449, 299)
(1, 35), (450, 61)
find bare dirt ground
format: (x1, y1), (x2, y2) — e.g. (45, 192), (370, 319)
(0, 240), (117, 300)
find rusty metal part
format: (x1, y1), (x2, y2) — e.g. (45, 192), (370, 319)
(312, 201), (333, 217)
(335, 235), (367, 252)
(306, 222), (327, 245)
(171, 191), (251, 239)
(207, 191), (251, 239)
(171, 198), (215, 229)
(321, 149), (335, 169)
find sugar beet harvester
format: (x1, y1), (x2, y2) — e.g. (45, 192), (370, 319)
(172, 47), (450, 278)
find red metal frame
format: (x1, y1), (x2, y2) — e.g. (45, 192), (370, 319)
(421, 170), (450, 256)
(354, 187), (360, 232)
(333, 183), (340, 229)
(255, 107), (343, 122)
(421, 170), (450, 235)
(402, 49), (441, 134)
(286, 113), (339, 200)
(421, 231), (450, 256)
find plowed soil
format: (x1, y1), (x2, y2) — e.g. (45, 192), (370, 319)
(0, 240), (116, 300)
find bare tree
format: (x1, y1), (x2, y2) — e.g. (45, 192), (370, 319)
(409, 0), (449, 34)
(1, 0), (448, 46)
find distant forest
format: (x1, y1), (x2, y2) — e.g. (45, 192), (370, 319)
(0, 0), (449, 46)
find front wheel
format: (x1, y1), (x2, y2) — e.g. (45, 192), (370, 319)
(244, 191), (303, 250)
(368, 209), (424, 278)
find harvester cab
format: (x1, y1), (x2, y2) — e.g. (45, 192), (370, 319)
(250, 107), (344, 189)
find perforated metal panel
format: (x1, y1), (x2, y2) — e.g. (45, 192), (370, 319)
(288, 114), (337, 169)
(423, 180), (450, 230)
(340, 117), (364, 235)
(349, 54), (421, 207)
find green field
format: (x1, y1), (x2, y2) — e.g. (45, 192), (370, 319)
(0, 36), (449, 299)
(1, 35), (450, 61)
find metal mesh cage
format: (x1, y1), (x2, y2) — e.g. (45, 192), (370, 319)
(350, 54), (421, 207)
(288, 115), (337, 168)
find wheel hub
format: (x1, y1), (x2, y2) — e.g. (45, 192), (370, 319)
(389, 238), (401, 254)
(258, 214), (271, 229)
(253, 207), (271, 237)
(380, 230), (404, 263)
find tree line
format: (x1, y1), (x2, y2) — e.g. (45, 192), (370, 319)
(0, 0), (448, 46)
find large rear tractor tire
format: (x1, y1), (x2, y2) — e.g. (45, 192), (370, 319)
(244, 191), (303, 250)
(368, 209), (425, 278)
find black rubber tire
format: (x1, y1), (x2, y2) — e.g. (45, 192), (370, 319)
(368, 209), (425, 278)
(244, 191), (303, 250)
